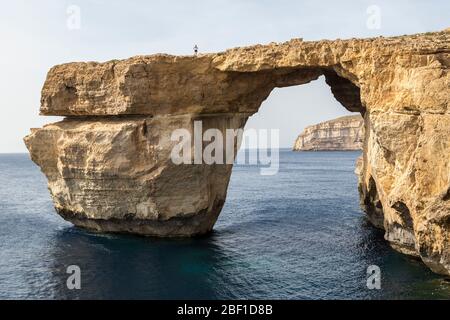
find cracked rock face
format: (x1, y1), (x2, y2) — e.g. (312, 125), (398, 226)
(25, 29), (449, 275)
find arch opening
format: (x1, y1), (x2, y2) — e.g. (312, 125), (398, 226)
(243, 67), (365, 151)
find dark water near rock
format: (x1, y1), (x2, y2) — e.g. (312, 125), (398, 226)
(0, 151), (449, 300)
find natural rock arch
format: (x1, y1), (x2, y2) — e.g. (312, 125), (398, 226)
(25, 29), (450, 275)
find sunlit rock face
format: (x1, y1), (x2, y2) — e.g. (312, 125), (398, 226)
(25, 29), (450, 275)
(293, 115), (364, 151)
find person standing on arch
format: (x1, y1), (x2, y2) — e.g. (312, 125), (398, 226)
(193, 44), (198, 56)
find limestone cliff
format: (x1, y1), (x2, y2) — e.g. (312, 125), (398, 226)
(25, 29), (450, 276)
(293, 115), (364, 151)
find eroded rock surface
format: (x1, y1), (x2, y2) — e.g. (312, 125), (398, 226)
(25, 29), (450, 275)
(293, 115), (364, 151)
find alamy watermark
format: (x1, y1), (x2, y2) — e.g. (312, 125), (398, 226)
(66, 5), (81, 30)
(366, 5), (381, 30)
(170, 121), (279, 176)
(366, 265), (381, 290)
(66, 265), (81, 290)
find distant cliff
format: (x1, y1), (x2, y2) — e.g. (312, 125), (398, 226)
(293, 115), (364, 151)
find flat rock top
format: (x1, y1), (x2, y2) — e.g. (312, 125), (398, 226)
(40, 29), (450, 116)
(304, 115), (363, 128)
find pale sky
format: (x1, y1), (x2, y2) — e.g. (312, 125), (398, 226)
(1, 0), (448, 152)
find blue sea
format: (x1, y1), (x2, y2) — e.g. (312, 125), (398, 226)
(0, 151), (449, 300)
